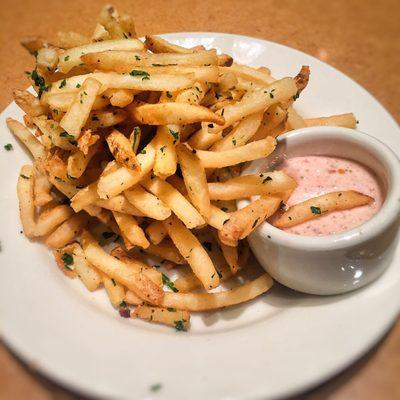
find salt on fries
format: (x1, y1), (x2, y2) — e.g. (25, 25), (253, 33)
(9, 5), (362, 331)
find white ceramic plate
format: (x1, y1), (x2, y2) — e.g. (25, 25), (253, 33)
(0, 33), (399, 400)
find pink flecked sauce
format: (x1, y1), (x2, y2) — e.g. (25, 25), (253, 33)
(276, 156), (384, 236)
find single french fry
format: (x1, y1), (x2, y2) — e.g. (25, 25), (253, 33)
(7, 118), (46, 160)
(153, 125), (179, 178)
(13, 90), (46, 117)
(58, 39), (144, 73)
(98, 5), (136, 40)
(196, 137), (276, 169)
(49, 72), (194, 95)
(95, 195), (144, 216)
(92, 23), (111, 42)
(60, 77), (102, 138)
(102, 272), (126, 307)
(305, 113), (357, 129)
(159, 274), (273, 311)
(163, 215), (219, 290)
(106, 129), (140, 171)
(81, 230), (163, 305)
(108, 89), (134, 107)
(97, 141), (156, 199)
(145, 221), (168, 245)
(252, 105), (287, 141)
(33, 165), (52, 206)
(66, 243), (102, 291)
(20, 36), (47, 53)
(285, 106), (307, 130)
(125, 186), (171, 220)
(67, 141), (101, 179)
(45, 93), (109, 113)
(110, 247), (162, 286)
(175, 82), (208, 104)
(46, 212), (89, 248)
(141, 175), (205, 229)
(208, 171), (297, 200)
(85, 109), (127, 130)
(144, 242), (186, 265)
(214, 232), (239, 274)
(35, 204), (74, 237)
(112, 211), (149, 249)
(17, 165), (36, 238)
(219, 196), (281, 246)
(132, 305), (190, 330)
(206, 77), (297, 135)
(130, 102), (225, 126)
(71, 182), (99, 212)
(129, 127), (141, 154)
(177, 144), (211, 219)
(219, 63), (274, 86)
(275, 191), (374, 228)
(211, 112), (263, 151)
(144, 35), (194, 54)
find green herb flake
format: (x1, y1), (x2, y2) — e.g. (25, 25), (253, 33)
(166, 91), (173, 98)
(76, 83), (81, 88)
(4, 144), (13, 151)
(162, 273), (178, 293)
(262, 176), (272, 183)
(232, 138), (237, 146)
(120, 301), (127, 307)
(292, 90), (300, 101)
(20, 174), (30, 179)
(140, 149), (146, 154)
(111, 278), (116, 286)
(251, 218), (260, 229)
(174, 319), (186, 331)
(62, 253), (74, 269)
(59, 79), (67, 89)
(59, 131), (75, 139)
(167, 307), (176, 312)
(221, 207), (228, 212)
(64, 55), (70, 61)
(310, 206), (322, 215)
(129, 70), (150, 79)
(150, 383), (162, 392)
(169, 128), (179, 144)
(29, 69), (49, 98)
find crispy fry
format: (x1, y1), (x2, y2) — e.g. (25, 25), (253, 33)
(112, 211), (149, 249)
(95, 195), (144, 216)
(13, 90), (47, 117)
(219, 196), (281, 246)
(33, 165), (53, 206)
(35, 204), (74, 237)
(130, 102), (225, 126)
(102, 272), (126, 307)
(17, 165), (36, 238)
(132, 305), (190, 330)
(305, 113), (357, 129)
(153, 125), (179, 178)
(145, 221), (168, 245)
(163, 215), (219, 290)
(106, 129), (140, 171)
(275, 191), (374, 228)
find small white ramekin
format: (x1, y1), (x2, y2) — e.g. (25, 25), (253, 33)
(239, 127), (400, 295)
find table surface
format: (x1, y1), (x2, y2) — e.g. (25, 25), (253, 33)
(0, 0), (399, 399)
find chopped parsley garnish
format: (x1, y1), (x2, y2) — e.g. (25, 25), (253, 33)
(140, 149), (146, 154)
(232, 138), (237, 146)
(167, 307), (176, 312)
(4, 144), (13, 151)
(262, 175), (272, 183)
(91, 115), (99, 121)
(64, 55), (70, 61)
(160, 146), (166, 154)
(129, 70), (150, 80)
(221, 108), (225, 116)
(29, 69), (49, 98)
(59, 79), (67, 89)
(221, 207), (228, 212)
(62, 253), (74, 269)
(102, 231), (115, 239)
(150, 383), (162, 392)
(310, 206), (322, 215)
(20, 174), (30, 179)
(162, 273), (178, 293)
(169, 128), (179, 144)
(76, 83), (81, 88)
(120, 301), (127, 308)
(174, 319), (186, 331)
(292, 90), (300, 101)
(111, 278), (116, 286)
(251, 218), (260, 229)
(135, 55), (141, 61)
(166, 91), (173, 98)
(202, 241), (212, 251)
(132, 127), (140, 150)
(60, 131), (75, 139)
(208, 123), (213, 128)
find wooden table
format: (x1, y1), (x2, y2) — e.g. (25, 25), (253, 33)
(0, 1), (399, 399)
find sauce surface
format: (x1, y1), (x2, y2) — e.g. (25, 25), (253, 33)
(276, 156), (383, 236)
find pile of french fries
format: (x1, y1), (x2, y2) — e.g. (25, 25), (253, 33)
(8, 5), (363, 331)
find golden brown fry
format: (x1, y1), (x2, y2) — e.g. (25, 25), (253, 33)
(145, 242), (186, 265)
(106, 129), (140, 171)
(77, 129), (99, 155)
(208, 171), (297, 200)
(108, 89), (134, 107)
(56, 31), (91, 48)
(305, 113), (357, 129)
(7, 118), (46, 160)
(95, 195), (144, 216)
(46, 212), (89, 249)
(145, 221), (168, 245)
(33, 165), (53, 206)
(275, 191), (374, 228)
(17, 165), (36, 238)
(153, 125), (179, 178)
(13, 90), (46, 117)
(132, 305), (190, 330)
(159, 274), (273, 311)
(60, 77), (102, 138)
(141, 175), (205, 229)
(163, 215), (219, 290)
(112, 211), (149, 249)
(177, 143), (211, 219)
(35, 204), (74, 237)
(67, 141), (101, 179)
(252, 105), (287, 141)
(71, 182), (99, 212)
(102, 272), (126, 307)
(219, 196), (281, 246)
(130, 102), (225, 126)
(125, 186), (171, 220)
(81, 230), (163, 305)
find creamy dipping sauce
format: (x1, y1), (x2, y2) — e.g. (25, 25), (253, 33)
(277, 156), (384, 236)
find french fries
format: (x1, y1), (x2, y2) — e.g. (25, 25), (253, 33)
(10, 5), (361, 331)
(163, 215), (219, 290)
(275, 191), (374, 228)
